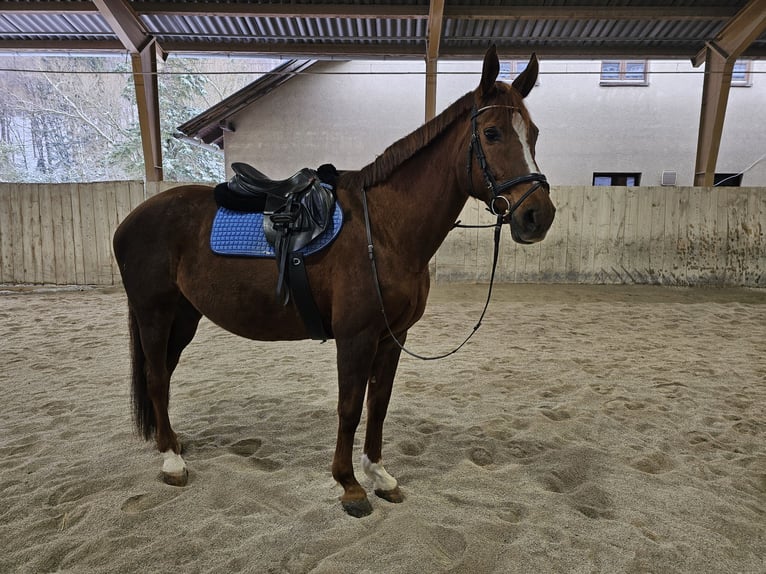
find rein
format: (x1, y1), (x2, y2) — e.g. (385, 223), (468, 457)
(361, 104), (549, 361)
(361, 103), (550, 361)
(361, 187), (502, 360)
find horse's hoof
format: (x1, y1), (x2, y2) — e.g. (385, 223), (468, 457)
(162, 468), (188, 487)
(341, 497), (373, 518)
(375, 486), (404, 504)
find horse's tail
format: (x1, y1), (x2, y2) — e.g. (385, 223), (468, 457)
(128, 307), (155, 441)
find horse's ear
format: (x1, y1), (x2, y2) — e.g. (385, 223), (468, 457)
(479, 45), (500, 97)
(512, 53), (539, 98)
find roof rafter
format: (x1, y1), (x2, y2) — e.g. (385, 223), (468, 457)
(425, 0), (446, 120)
(92, 0), (164, 181)
(693, 0), (766, 186)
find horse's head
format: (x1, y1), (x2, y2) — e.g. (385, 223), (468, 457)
(466, 46), (556, 244)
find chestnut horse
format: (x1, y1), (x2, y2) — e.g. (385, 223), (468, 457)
(113, 46), (555, 517)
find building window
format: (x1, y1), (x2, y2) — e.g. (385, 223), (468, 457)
(593, 172), (641, 186)
(600, 60), (648, 86)
(499, 60), (538, 83)
(714, 173), (742, 187)
(732, 60), (752, 87)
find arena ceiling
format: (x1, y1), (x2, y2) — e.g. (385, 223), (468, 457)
(2, 1), (766, 184)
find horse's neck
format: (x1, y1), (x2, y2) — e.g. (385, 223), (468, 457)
(367, 134), (471, 270)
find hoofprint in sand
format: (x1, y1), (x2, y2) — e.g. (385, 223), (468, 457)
(0, 284), (764, 573)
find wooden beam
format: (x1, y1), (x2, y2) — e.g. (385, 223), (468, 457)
(0, 40), (125, 52)
(131, 44), (163, 182)
(425, 0), (445, 121)
(92, 0), (164, 182)
(693, 50), (734, 187)
(692, 0), (766, 67)
(693, 0), (766, 186)
(0, 1), (96, 13)
(92, 0), (154, 53)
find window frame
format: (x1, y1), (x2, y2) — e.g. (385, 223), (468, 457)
(600, 60), (649, 86)
(731, 60), (752, 87)
(499, 60), (539, 84)
(592, 172), (642, 186)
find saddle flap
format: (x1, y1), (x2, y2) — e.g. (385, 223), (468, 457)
(263, 179), (336, 252)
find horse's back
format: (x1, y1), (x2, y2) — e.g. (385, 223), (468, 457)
(114, 184), (215, 254)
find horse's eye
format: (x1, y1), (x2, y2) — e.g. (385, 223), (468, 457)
(483, 127), (501, 142)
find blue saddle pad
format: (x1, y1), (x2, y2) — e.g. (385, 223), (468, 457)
(210, 203), (343, 258)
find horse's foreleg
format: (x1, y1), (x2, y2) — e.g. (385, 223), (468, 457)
(362, 334), (405, 504)
(333, 336), (377, 517)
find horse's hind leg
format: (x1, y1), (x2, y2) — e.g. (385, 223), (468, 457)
(130, 293), (201, 486)
(362, 335), (405, 504)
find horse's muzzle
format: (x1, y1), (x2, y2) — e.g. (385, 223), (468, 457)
(504, 185), (556, 244)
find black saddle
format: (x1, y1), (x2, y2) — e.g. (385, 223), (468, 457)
(217, 162), (339, 322)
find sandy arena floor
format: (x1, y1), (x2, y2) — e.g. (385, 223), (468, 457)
(1, 283), (764, 573)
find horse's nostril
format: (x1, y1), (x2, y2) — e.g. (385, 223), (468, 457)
(523, 208), (538, 230)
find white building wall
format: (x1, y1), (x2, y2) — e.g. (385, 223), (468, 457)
(225, 58), (766, 187)
(225, 59), (425, 179)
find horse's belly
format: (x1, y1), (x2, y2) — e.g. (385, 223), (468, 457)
(177, 256), (312, 342)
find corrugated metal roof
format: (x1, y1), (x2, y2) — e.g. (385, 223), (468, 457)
(1, 1), (764, 60)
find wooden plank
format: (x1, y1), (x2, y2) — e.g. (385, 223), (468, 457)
(68, 183), (86, 284)
(648, 187), (666, 284)
(9, 186), (25, 283)
(715, 187), (730, 284)
(548, 187), (570, 282)
(739, 189), (758, 286)
(61, 184), (81, 284)
(537, 188), (559, 281)
(605, 187), (626, 284)
(633, 187), (653, 283)
(0, 186), (13, 283)
(38, 185), (56, 284)
(564, 187), (584, 282)
(20, 184), (44, 283)
(620, 187), (640, 284)
(757, 189), (766, 287)
(675, 187), (691, 285)
(590, 186), (610, 283)
(685, 187), (705, 284)
(661, 186), (681, 285)
(91, 182), (113, 284)
(700, 187), (719, 284)
(727, 188), (751, 285)
(79, 184), (100, 284)
(48, 185), (68, 284)
(577, 187), (603, 283)
(104, 181), (122, 285)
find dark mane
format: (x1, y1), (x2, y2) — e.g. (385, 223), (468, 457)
(342, 90), (476, 191)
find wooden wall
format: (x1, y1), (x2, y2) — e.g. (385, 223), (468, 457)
(0, 183), (764, 287)
(433, 186), (765, 287)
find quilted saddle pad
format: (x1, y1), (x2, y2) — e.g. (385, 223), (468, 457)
(210, 203), (344, 258)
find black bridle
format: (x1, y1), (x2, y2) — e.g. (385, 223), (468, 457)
(361, 103), (549, 361)
(467, 104), (549, 221)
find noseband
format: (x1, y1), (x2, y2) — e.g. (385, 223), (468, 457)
(467, 105), (549, 218)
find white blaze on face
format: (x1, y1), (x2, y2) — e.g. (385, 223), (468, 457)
(512, 111), (540, 173)
(361, 454), (397, 492)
